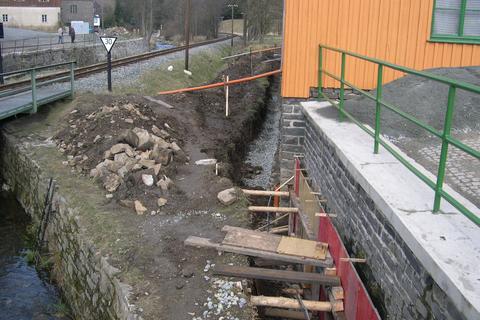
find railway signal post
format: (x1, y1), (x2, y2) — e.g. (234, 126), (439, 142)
(100, 36), (117, 92)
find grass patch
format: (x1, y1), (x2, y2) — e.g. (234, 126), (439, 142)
(119, 45), (232, 95)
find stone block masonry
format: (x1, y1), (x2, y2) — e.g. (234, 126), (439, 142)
(279, 100), (306, 181)
(278, 99), (478, 320)
(0, 133), (137, 320)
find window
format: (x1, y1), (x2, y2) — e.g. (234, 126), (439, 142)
(70, 4), (77, 14)
(2, 14), (8, 22)
(42, 14), (47, 23)
(431, 0), (480, 43)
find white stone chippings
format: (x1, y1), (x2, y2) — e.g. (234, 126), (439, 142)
(192, 275), (246, 320)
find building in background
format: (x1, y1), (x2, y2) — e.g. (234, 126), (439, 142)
(281, 0), (480, 98)
(0, 0), (61, 30)
(61, 0), (94, 26)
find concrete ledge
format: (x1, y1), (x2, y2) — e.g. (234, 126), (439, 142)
(301, 101), (480, 319)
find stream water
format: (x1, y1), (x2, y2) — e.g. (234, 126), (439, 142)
(0, 188), (66, 320)
(242, 78), (281, 189)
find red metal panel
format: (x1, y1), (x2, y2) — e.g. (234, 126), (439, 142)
(318, 216), (381, 320)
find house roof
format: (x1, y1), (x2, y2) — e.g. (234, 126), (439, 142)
(0, 0), (62, 7)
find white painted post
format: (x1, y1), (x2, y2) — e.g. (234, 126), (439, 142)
(225, 75), (230, 117)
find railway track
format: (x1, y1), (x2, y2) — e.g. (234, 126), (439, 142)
(0, 36), (235, 91)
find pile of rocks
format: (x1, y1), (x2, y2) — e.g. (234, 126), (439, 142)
(88, 125), (186, 214)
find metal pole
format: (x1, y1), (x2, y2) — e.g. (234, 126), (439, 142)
(339, 52), (346, 122)
(249, 47), (253, 76)
(31, 69), (37, 114)
(374, 64), (384, 154)
(433, 85), (456, 212)
(184, 0), (191, 71)
(243, 11), (247, 47)
(107, 51), (112, 92)
(318, 45), (323, 99)
(231, 5), (234, 47)
(0, 43), (4, 85)
(70, 62), (75, 98)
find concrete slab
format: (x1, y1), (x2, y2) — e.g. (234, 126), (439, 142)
(301, 100), (480, 319)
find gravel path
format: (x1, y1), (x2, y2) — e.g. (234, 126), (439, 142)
(51, 39), (233, 94)
(242, 78), (281, 189)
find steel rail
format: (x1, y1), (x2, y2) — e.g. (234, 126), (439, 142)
(0, 36), (235, 91)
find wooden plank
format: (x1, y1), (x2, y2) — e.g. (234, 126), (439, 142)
(213, 265), (341, 286)
(251, 296), (332, 312)
(249, 206), (299, 213)
(184, 236), (334, 267)
(277, 237), (328, 260)
(223, 229), (280, 252)
(264, 308), (310, 319)
(242, 189), (290, 197)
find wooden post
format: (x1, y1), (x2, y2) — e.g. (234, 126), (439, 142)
(251, 296), (332, 312)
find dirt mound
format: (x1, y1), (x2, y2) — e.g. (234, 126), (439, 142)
(55, 101), (186, 214)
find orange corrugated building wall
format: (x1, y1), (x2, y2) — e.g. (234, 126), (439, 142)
(281, 0), (480, 98)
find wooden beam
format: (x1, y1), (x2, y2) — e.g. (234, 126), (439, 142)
(315, 213), (338, 218)
(269, 226), (289, 234)
(242, 189), (290, 197)
(249, 206), (299, 213)
(328, 290), (344, 312)
(184, 236), (334, 267)
(251, 296), (332, 312)
(264, 308), (310, 319)
(213, 265), (341, 286)
(340, 257), (367, 263)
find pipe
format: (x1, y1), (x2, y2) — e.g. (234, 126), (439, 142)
(158, 69), (281, 95)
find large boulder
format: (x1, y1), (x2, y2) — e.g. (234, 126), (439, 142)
(103, 174), (122, 192)
(150, 144), (173, 166)
(217, 188), (237, 205)
(124, 128), (152, 151)
(110, 143), (135, 157)
(134, 200), (147, 215)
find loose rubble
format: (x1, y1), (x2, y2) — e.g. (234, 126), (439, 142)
(191, 261), (248, 320)
(55, 102), (186, 215)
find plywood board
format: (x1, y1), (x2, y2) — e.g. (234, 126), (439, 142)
(223, 229), (280, 252)
(277, 236), (328, 260)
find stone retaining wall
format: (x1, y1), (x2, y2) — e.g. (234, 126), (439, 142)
(0, 132), (136, 320)
(279, 100), (467, 320)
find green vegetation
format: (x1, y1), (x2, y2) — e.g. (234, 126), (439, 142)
(118, 45), (231, 95)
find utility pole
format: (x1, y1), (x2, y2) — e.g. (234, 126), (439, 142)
(227, 3), (238, 48)
(184, 0), (191, 70)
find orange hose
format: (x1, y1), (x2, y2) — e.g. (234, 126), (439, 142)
(157, 69), (282, 95)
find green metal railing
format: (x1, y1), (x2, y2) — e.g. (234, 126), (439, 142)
(317, 44), (480, 227)
(0, 61), (76, 116)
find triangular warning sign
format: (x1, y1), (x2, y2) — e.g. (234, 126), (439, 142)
(100, 36), (117, 53)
